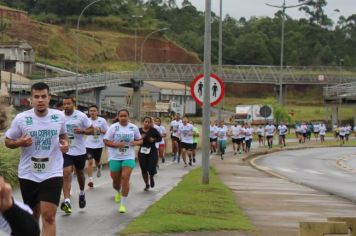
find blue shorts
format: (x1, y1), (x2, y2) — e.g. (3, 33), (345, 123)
(109, 159), (136, 172)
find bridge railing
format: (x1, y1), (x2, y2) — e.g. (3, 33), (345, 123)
(323, 82), (356, 99)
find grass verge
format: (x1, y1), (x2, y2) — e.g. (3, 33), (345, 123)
(0, 143), (19, 187)
(121, 167), (254, 235)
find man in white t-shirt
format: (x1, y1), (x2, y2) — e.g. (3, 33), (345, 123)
(265, 121), (276, 149)
(85, 104), (108, 188)
(277, 122), (288, 147)
(61, 97), (93, 214)
(178, 116), (195, 167)
(170, 114), (182, 162)
(5, 82), (68, 235)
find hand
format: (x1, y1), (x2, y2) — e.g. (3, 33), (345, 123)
(59, 139), (69, 153)
(19, 134), (32, 147)
(116, 141), (127, 148)
(148, 137), (155, 143)
(73, 128), (83, 134)
(0, 177), (13, 212)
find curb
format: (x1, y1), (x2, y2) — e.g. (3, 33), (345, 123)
(244, 144), (356, 204)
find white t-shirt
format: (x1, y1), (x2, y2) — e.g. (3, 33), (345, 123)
(64, 110), (92, 156)
(265, 124), (275, 136)
(217, 126), (228, 141)
(209, 125), (218, 139)
(104, 122), (141, 161)
(257, 127), (264, 136)
(319, 125), (326, 135)
(5, 108), (66, 182)
(179, 123), (194, 144)
(244, 127), (254, 140)
(85, 117), (108, 149)
(153, 124), (163, 148)
(170, 119), (182, 138)
(156, 125), (166, 145)
(313, 124), (320, 132)
(278, 125), (288, 135)
(230, 125), (240, 139)
(346, 125), (351, 134)
(339, 127), (347, 136)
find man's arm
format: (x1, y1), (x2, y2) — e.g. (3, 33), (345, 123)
(0, 177), (40, 236)
(5, 135), (32, 149)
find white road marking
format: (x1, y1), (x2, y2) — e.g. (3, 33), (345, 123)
(304, 169), (323, 175)
(275, 167), (296, 173)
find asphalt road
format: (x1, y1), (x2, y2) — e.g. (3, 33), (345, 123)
(8, 157), (199, 236)
(254, 147), (356, 202)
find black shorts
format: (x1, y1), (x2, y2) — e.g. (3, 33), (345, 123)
(210, 138), (217, 143)
(258, 135), (263, 138)
(340, 135), (345, 140)
(314, 132), (319, 135)
(302, 133), (307, 137)
(138, 150), (158, 176)
(192, 143), (197, 150)
(172, 136), (180, 142)
(181, 142), (193, 150)
(63, 153), (87, 170)
(86, 147), (103, 162)
(266, 135), (273, 139)
(232, 138), (238, 144)
(279, 135), (286, 138)
(19, 177), (63, 208)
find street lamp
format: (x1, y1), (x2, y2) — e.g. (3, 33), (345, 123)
(266, 0), (310, 105)
(140, 27), (169, 64)
(132, 15), (143, 68)
(75, 0), (105, 101)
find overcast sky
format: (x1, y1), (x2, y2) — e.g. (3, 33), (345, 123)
(177, 0), (355, 23)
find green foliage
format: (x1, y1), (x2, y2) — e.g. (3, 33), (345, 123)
(0, 144), (19, 187)
(262, 97), (291, 124)
(122, 167), (254, 234)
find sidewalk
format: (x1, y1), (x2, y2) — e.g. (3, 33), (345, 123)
(211, 147), (356, 236)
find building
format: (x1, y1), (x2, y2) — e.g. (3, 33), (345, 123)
(0, 41), (35, 76)
(100, 81), (197, 116)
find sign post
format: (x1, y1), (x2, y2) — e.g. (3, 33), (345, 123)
(191, 73), (225, 107)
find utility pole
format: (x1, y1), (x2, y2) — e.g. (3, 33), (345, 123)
(217, 0), (223, 122)
(266, 0), (310, 106)
(202, 0), (212, 184)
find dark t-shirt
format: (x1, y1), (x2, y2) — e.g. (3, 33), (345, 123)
(139, 127), (162, 149)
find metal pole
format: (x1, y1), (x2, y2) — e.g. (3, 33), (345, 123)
(76, 0), (104, 101)
(217, 0), (223, 121)
(279, 0), (285, 106)
(202, 0), (212, 184)
(183, 81), (187, 116)
(140, 28), (168, 65)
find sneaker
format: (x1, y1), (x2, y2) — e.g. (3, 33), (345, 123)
(79, 194), (86, 208)
(150, 176), (155, 188)
(119, 204), (126, 213)
(177, 157), (180, 163)
(162, 157), (165, 163)
(192, 157), (196, 163)
(114, 192), (121, 203)
(97, 165), (102, 178)
(189, 161), (192, 166)
(60, 201), (72, 214)
(88, 181), (94, 188)
(144, 184), (149, 191)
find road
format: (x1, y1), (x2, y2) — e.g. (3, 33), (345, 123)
(254, 147), (356, 202)
(8, 157), (198, 236)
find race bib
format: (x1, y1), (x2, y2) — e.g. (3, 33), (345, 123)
(118, 146), (129, 156)
(30, 157), (50, 173)
(140, 147), (151, 154)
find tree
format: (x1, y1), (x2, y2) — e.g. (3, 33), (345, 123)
(298, 0), (332, 26)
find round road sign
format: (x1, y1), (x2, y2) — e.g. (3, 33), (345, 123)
(260, 105), (272, 118)
(190, 73), (225, 107)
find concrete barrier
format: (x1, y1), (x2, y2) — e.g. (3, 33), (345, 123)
(299, 221), (348, 236)
(328, 217), (356, 236)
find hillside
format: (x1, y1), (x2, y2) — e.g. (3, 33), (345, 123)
(1, 6), (200, 73)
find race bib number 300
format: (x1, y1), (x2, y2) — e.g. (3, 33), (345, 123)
(30, 157), (50, 173)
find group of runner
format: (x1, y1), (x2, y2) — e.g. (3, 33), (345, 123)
(2, 82), (174, 236)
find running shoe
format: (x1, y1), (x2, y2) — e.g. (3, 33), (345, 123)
(97, 165), (102, 178)
(150, 176), (155, 188)
(79, 194), (86, 208)
(162, 157), (165, 163)
(115, 192), (121, 203)
(119, 204), (126, 213)
(144, 184), (149, 191)
(60, 201), (72, 214)
(189, 160), (192, 166)
(88, 181), (94, 188)
(192, 157), (196, 163)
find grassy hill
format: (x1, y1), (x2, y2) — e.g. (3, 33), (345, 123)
(0, 6), (200, 74)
